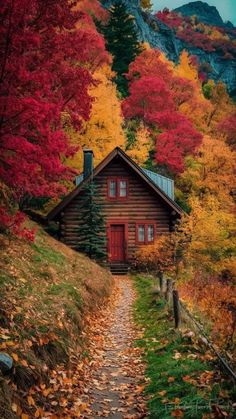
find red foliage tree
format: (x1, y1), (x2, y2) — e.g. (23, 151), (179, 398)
(0, 0), (108, 232)
(218, 113), (236, 149)
(177, 29), (215, 52)
(126, 50), (194, 108)
(76, 0), (109, 23)
(170, 76), (194, 107)
(126, 49), (172, 83)
(155, 121), (202, 173)
(155, 9), (184, 30)
(122, 76), (174, 122)
(123, 50), (202, 174)
(156, 9), (236, 58)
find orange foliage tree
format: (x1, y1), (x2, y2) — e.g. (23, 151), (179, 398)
(134, 233), (183, 279)
(179, 274), (236, 347)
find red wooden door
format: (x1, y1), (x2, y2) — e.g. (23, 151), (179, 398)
(110, 225), (125, 262)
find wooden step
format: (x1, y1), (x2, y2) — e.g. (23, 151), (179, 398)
(110, 264), (129, 276)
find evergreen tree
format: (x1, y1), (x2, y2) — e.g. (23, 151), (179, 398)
(102, 2), (142, 96)
(76, 181), (106, 261)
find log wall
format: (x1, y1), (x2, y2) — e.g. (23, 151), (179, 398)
(60, 156), (172, 262)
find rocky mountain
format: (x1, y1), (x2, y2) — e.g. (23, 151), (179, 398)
(102, 0), (236, 95)
(174, 1), (233, 28)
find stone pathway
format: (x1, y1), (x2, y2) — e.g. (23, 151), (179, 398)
(81, 276), (147, 419)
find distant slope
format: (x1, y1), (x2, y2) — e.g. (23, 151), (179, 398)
(0, 222), (113, 417)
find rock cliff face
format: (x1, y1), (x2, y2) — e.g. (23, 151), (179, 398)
(102, 0), (236, 94)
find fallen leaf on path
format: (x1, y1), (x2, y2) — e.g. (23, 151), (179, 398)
(171, 408), (184, 417)
(158, 390), (167, 396)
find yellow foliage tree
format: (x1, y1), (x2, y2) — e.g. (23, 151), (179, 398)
(66, 65), (125, 172)
(179, 96), (212, 133)
(175, 50), (212, 132)
(177, 134), (236, 279)
(179, 135), (236, 209)
(175, 50), (199, 83)
(140, 0), (153, 10)
(179, 195), (236, 277)
(204, 80), (235, 130)
(208, 28), (229, 41)
(126, 124), (152, 166)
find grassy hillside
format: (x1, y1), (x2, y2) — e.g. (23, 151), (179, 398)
(0, 222), (113, 418)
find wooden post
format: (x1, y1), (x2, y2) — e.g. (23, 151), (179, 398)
(173, 290), (180, 329)
(165, 279), (173, 302)
(159, 272), (163, 293)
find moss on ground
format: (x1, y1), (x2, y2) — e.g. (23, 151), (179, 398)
(133, 275), (236, 419)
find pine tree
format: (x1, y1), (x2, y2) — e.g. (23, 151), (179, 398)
(76, 181), (106, 260)
(102, 2), (142, 96)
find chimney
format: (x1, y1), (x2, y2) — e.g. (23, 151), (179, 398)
(83, 149), (94, 179)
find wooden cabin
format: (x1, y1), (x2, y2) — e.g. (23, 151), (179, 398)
(47, 148), (182, 273)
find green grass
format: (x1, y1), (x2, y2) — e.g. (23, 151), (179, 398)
(48, 283), (82, 308)
(133, 275), (235, 419)
(31, 243), (65, 266)
(0, 270), (15, 287)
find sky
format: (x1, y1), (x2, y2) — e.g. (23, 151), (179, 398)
(152, 0), (236, 25)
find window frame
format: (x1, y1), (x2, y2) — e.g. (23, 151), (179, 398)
(136, 221), (156, 245)
(107, 177), (129, 200)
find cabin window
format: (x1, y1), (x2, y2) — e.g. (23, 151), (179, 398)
(136, 222), (155, 244)
(107, 178), (128, 199)
(109, 180), (117, 198)
(147, 224), (154, 242)
(119, 180), (127, 197)
(138, 225), (145, 243)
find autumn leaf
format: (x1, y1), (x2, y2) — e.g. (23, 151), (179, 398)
(42, 388), (52, 397)
(34, 409), (42, 418)
(173, 352), (182, 360)
(11, 403), (18, 413)
(158, 390), (167, 396)
(6, 340), (15, 347)
(161, 398), (169, 404)
(173, 398), (181, 404)
(0, 334), (11, 340)
(12, 353), (19, 362)
(171, 408), (184, 417)
(27, 395), (35, 406)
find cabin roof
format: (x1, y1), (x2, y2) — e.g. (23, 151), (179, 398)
(47, 147), (182, 221)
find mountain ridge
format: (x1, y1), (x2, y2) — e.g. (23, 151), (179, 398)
(174, 1), (234, 28)
(102, 0), (236, 94)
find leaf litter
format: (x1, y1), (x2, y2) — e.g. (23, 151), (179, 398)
(78, 275), (147, 418)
